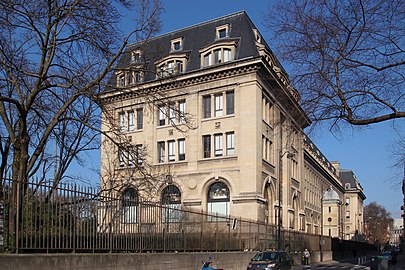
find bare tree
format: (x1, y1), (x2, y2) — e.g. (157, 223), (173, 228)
(264, 0), (404, 129)
(364, 202), (393, 245)
(0, 0), (162, 250)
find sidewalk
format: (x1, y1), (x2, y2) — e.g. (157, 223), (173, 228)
(292, 258), (370, 270)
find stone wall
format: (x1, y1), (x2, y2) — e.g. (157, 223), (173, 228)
(0, 251), (333, 270)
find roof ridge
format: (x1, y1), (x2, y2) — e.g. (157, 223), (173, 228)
(128, 11), (248, 48)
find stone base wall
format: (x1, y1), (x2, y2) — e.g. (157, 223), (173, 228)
(0, 250), (334, 270)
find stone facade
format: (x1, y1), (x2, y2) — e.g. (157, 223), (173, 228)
(99, 11), (365, 237)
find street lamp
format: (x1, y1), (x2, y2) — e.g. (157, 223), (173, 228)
(277, 150), (295, 250)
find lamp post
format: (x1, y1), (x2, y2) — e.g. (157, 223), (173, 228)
(277, 150), (295, 250)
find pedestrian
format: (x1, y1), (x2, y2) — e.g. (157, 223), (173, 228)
(303, 248), (310, 265)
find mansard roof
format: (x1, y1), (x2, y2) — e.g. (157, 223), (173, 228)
(106, 11), (284, 89)
(340, 170), (366, 200)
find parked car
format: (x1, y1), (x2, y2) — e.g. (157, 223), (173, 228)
(247, 250), (292, 270)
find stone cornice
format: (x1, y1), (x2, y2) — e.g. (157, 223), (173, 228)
(101, 59), (261, 103)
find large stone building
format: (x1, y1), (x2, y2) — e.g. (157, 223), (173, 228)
(100, 12), (366, 237)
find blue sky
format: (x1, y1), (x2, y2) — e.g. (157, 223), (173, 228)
(111, 0), (405, 217)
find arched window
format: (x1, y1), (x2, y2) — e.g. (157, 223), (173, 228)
(161, 185), (181, 223)
(207, 182), (230, 221)
(122, 188), (138, 224)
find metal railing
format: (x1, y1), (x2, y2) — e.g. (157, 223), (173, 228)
(0, 177), (328, 253)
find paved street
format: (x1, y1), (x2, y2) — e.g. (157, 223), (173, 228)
(292, 253), (405, 270)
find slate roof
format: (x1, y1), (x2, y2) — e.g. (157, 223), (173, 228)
(106, 11), (280, 91)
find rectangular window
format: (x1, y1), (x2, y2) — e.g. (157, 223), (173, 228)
(346, 211), (350, 219)
(168, 140), (175, 162)
(173, 41), (181, 51)
(128, 146), (135, 167)
(169, 103), (176, 124)
(215, 94), (223, 117)
(128, 111), (134, 131)
(226, 132), (234, 155)
(176, 60), (183, 73)
(346, 198), (350, 205)
(203, 135), (211, 158)
(136, 144), (143, 165)
(178, 139), (185, 161)
(204, 52), (212, 66)
(214, 134), (223, 156)
(203, 95), (211, 118)
(218, 28), (227, 38)
(226, 91), (234, 115)
(224, 49), (231, 62)
(158, 142), (165, 163)
(214, 49), (222, 64)
(118, 74), (125, 86)
(119, 112), (125, 131)
(178, 100), (186, 123)
(137, 108), (143, 129)
(158, 105), (166, 126)
(118, 148), (126, 167)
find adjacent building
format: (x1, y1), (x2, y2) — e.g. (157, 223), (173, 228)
(100, 11), (366, 238)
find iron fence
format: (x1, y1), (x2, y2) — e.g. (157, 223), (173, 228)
(0, 177), (328, 253)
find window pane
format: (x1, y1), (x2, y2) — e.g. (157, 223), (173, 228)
(158, 142), (165, 163)
(137, 109), (143, 129)
(136, 144), (143, 165)
(128, 146), (135, 166)
(168, 140), (175, 161)
(224, 49), (231, 62)
(204, 52), (212, 66)
(178, 139), (185, 161)
(218, 29), (227, 38)
(179, 100), (186, 123)
(119, 113), (125, 131)
(169, 103), (176, 124)
(119, 148), (126, 167)
(176, 60), (183, 73)
(159, 106), (166, 126)
(203, 96), (211, 118)
(215, 94), (223, 117)
(214, 49), (221, 64)
(226, 91), (234, 115)
(203, 135), (211, 158)
(226, 132), (234, 155)
(128, 111), (134, 131)
(215, 134), (223, 156)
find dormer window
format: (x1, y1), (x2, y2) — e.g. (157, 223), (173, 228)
(199, 40), (236, 67)
(117, 73), (126, 87)
(171, 38), (183, 51)
(131, 50), (142, 64)
(155, 54), (188, 79)
(216, 24), (229, 39)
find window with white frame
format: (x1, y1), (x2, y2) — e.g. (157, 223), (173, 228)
(128, 111), (135, 131)
(158, 141), (165, 163)
(169, 103), (176, 124)
(168, 140), (175, 162)
(216, 25), (229, 39)
(178, 100), (186, 123)
(178, 139), (185, 161)
(214, 94), (223, 117)
(119, 112), (125, 131)
(158, 105), (166, 126)
(118, 148), (126, 167)
(171, 38), (183, 51)
(136, 144), (143, 165)
(117, 73), (126, 86)
(207, 182), (230, 222)
(226, 132), (234, 155)
(214, 134), (223, 156)
(156, 57), (186, 78)
(128, 146), (135, 167)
